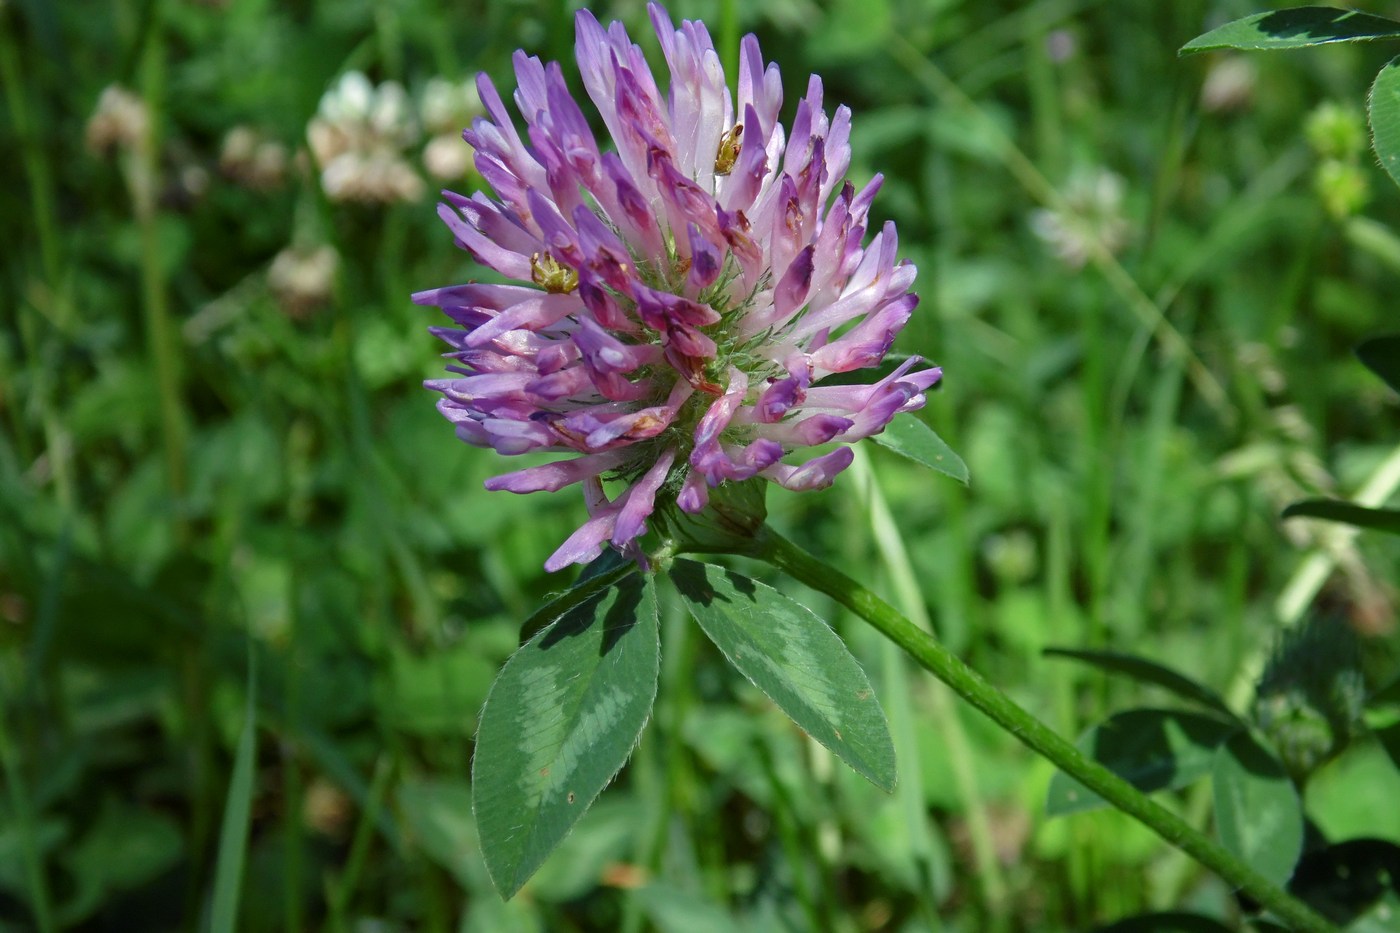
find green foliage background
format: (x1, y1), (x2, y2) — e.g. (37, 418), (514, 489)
(3, 0), (1400, 929)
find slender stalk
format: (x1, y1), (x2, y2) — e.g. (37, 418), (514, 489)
(748, 526), (1338, 933)
(132, 0), (189, 530)
(850, 450), (1007, 919)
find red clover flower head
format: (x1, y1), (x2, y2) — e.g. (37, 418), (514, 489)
(417, 3), (941, 572)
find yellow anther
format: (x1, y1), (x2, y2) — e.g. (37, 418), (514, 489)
(530, 252), (578, 294)
(714, 123), (743, 176)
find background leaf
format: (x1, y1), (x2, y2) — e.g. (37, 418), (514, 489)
(1090, 912), (1236, 933)
(1048, 709), (1240, 815)
(1370, 58), (1400, 190)
(1356, 335), (1400, 394)
(1211, 732), (1303, 888)
(472, 574), (659, 898)
(1281, 500), (1400, 535)
(1043, 649), (1238, 719)
(670, 559), (897, 792)
(869, 414), (969, 484)
(1181, 8), (1400, 54)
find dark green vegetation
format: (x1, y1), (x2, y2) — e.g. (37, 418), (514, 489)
(3, 0), (1400, 930)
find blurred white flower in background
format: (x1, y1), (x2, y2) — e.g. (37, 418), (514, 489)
(307, 71), (424, 204)
(85, 84), (149, 156)
(1200, 55), (1257, 114)
(418, 77), (484, 181)
(219, 125), (291, 191)
(1029, 167), (1131, 269)
(268, 243), (339, 317)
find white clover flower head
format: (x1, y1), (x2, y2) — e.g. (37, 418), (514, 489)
(308, 72), (423, 203)
(1029, 167), (1131, 269)
(86, 84), (149, 156)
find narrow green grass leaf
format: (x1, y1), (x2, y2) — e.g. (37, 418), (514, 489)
(1371, 58), (1400, 190)
(1357, 334), (1400, 394)
(669, 559), (896, 792)
(1043, 648), (1238, 719)
(869, 414), (969, 484)
(1282, 499), (1400, 535)
(473, 574), (659, 899)
(1181, 8), (1400, 54)
(1212, 732), (1303, 888)
(209, 652), (256, 933)
(1047, 708), (1240, 815)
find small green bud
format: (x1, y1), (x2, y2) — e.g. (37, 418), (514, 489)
(1315, 159), (1370, 220)
(1305, 102), (1368, 161)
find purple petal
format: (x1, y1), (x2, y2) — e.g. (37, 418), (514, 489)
(485, 449), (629, 493)
(762, 447), (854, 491)
(612, 447), (676, 545)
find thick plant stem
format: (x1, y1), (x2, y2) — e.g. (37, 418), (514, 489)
(748, 526), (1338, 933)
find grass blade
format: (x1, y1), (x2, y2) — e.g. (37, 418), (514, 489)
(208, 649), (256, 933)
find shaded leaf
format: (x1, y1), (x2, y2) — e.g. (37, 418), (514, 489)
(518, 556), (637, 644)
(1373, 59), (1400, 191)
(473, 574), (660, 898)
(1091, 912), (1235, 933)
(1289, 838), (1400, 928)
(1212, 732), (1303, 887)
(1282, 500), (1400, 535)
(1182, 8), (1400, 54)
(1048, 708), (1240, 815)
(1043, 648), (1238, 719)
(1357, 335), (1400, 394)
(670, 559), (896, 791)
(870, 414), (969, 484)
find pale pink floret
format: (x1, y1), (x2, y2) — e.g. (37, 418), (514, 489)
(419, 3), (940, 570)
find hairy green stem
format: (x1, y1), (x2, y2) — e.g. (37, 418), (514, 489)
(748, 526), (1337, 933)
